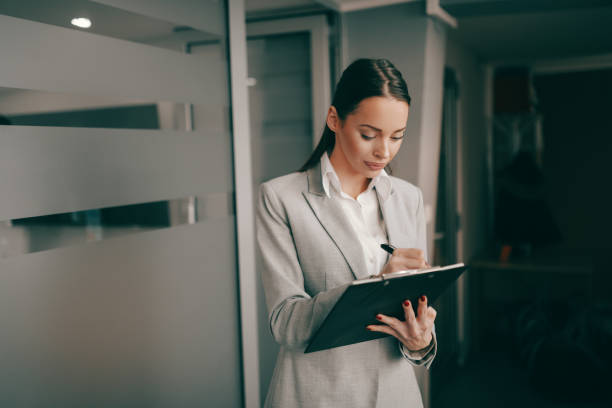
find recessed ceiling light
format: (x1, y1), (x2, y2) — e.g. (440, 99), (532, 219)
(71, 17), (92, 29)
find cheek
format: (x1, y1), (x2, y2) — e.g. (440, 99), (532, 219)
(344, 134), (368, 157)
(353, 140), (373, 161)
(390, 141), (403, 157)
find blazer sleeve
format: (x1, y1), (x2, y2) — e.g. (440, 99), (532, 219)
(398, 186), (438, 369)
(256, 182), (348, 350)
(399, 326), (438, 369)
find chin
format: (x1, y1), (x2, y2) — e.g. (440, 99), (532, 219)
(364, 167), (383, 176)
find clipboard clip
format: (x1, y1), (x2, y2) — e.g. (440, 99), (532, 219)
(381, 269), (418, 280)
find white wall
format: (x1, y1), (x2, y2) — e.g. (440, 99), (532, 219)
(445, 36), (488, 264)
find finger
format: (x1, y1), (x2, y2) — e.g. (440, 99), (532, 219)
(402, 300), (417, 325)
(379, 257), (403, 275)
(375, 313), (404, 331)
(393, 248), (424, 259)
(385, 256), (426, 272)
(382, 254), (426, 275)
(397, 258), (428, 270)
(367, 324), (400, 339)
(427, 306), (437, 323)
(390, 252), (428, 270)
(417, 295), (428, 320)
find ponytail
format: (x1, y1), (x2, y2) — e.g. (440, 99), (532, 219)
(298, 124), (335, 172)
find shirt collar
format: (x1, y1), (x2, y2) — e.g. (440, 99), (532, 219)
(320, 152), (392, 200)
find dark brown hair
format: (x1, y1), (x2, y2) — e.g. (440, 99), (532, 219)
(299, 58), (411, 171)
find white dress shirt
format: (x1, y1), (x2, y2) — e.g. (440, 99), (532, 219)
(320, 152), (434, 359)
(320, 152), (391, 277)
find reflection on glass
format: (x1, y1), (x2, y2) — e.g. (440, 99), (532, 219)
(0, 86), (228, 131)
(5, 102), (160, 129)
(0, 193), (233, 259)
(0, 85), (189, 130)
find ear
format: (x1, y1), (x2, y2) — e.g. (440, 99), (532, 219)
(326, 106), (339, 132)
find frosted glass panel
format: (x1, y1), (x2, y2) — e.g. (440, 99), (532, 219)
(0, 126), (232, 221)
(0, 220), (241, 407)
(0, 86), (228, 133)
(0, 1), (242, 406)
(0, 193), (232, 258)
(0, 14), (224, 104)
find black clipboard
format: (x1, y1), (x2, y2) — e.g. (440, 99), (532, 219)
(305, 263), (467, 353)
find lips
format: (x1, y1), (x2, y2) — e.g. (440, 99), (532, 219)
(364, 161), (386, 170)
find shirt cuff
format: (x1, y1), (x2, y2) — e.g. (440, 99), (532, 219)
(399, 337), (435, 361)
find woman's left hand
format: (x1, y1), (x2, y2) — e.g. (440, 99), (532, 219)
(366, 295), (436, 351)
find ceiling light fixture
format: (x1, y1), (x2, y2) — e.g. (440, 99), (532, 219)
(71, 17), (92, 29)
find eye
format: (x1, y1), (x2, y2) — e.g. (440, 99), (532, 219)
(391, 136), (404, 141)
(361, 134), (375, 140)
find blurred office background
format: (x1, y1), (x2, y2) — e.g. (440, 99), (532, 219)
(0, 0), (611, 407)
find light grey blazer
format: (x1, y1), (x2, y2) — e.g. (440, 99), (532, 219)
(256, 161), (437, 408)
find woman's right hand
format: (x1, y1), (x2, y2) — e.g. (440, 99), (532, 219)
(379, 248), (429, 276)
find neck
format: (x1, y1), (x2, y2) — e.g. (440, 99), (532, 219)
(329, 148), (370, 199)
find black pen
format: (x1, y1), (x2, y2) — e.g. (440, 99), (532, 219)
(380, 243), (395, 254)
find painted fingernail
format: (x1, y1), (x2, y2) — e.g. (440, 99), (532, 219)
(376, 314), (382, 320)
(420, 295), (426, 302)
(403, 300), (410, 307)
(366, 326), (372, 331)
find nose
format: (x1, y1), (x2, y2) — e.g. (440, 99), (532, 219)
(373, 138), (390, 159)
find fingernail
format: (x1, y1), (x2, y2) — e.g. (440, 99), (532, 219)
(420, 295), (426, 302)
(376, 314), (382, 320)
(366, 326), (372, 331)
(403, 300), (410, 307)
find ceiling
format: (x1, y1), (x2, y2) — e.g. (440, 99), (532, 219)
(1, 0), (611, 64)
(449, 5), (612, 62)
(0, 0), (221, 47)
(247, 0), (612, 62)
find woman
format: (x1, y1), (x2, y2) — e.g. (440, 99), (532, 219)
(256, 58), (437, 408)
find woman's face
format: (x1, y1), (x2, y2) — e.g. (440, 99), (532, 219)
(327, 96), (409, 178)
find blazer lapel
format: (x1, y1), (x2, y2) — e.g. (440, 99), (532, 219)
(302, 164), (370, 280)
(377, 181), (403, 249)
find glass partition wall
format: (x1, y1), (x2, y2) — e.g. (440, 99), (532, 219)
(0, 1), (246, 406)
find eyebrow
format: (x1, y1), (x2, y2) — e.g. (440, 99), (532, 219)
(359, 124), (406, 134)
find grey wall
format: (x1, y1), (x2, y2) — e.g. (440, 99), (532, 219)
(445, 36), (488, 264)
(444, 34), (488, 359)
